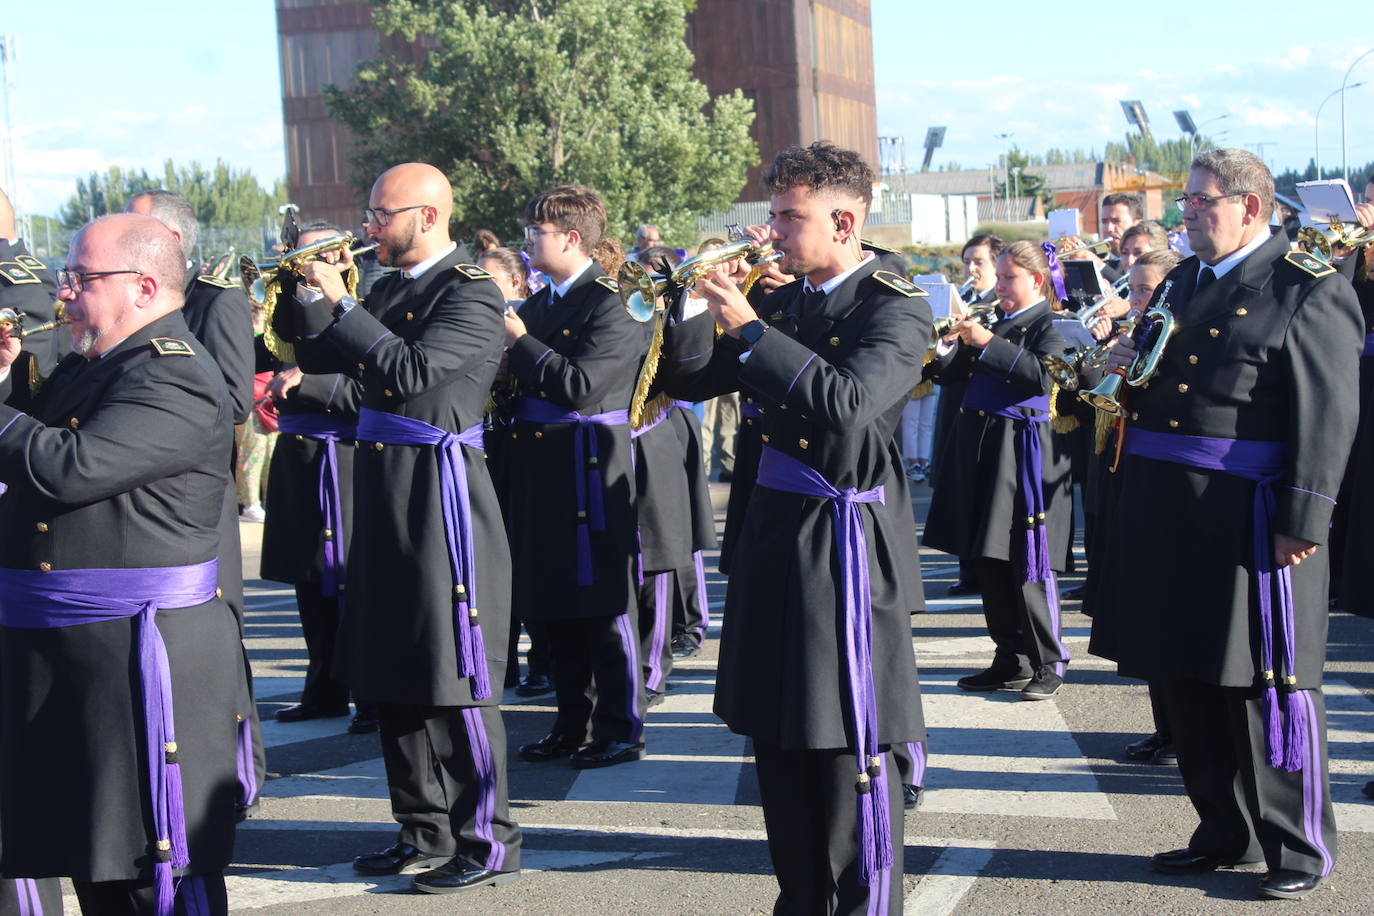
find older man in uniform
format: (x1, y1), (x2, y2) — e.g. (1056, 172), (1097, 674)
(1092, 149), (1361, 900)
(284, 162), (521, 894)
(0, 213), (242, 914)
(660, 142), (929, 915)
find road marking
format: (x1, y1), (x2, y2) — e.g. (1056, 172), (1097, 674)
(1323, 679), (1374, 832)
(903, 839), (997, 916)
(919, 674), (1116, 821)
(565, 674), (746, 806)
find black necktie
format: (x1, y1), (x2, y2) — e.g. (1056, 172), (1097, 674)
(1196, 267), (1217, 296)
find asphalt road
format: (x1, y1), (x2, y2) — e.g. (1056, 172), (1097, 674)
(67, 480), (1374, 914)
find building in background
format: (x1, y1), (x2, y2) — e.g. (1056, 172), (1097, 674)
(275, 0), (881, 226)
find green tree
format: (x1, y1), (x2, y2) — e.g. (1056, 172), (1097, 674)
(1104, 133), (1210, 178)
(326, 0), (757, 244)
(993, 146), (1055, 210)
(59, 160), (287, 232)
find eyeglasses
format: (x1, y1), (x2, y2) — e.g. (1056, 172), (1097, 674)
(523, 226), (568, 241)
(361, 205), (426, 227)
(55, 268), (145, 293)
(1173, 192), (1249, 212)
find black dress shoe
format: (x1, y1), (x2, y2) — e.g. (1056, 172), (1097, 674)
(514, 673), (554, 697)
(518, 733), (582, 762)
(1123, 732), (1169, 761)
(947, 580), (980, 597)
(275, 703), (349, 723)
(957, 667), (1032, 691)
(1257, 870), (1324, 900)
(670, 635), (702, 659)
(1151, 743), (1178, 765)
(413, 857), (520, 894)
(353, 843), (448, 875)
(570, 739), (645, 769)
(902, 784), (921, 810)
(348, 713), (379, 734)
(1363, 779), (1374, 800)
(717, 469), (733, 483)
(1150, 848), (1260, 874)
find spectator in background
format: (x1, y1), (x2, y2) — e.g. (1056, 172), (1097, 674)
(478, 246), (531, 305)
(630, 223), (662, 260)
(474, 228), (501, 255)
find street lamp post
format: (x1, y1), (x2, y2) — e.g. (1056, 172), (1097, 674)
(1317, 82), (1365, 178)
(1196, 114), (1231, 152)
(1341, 48), (1374, 182)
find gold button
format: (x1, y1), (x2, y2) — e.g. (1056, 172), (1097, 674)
(35, 522), (48, 533)
(374, 442), (384, 451)
(540, 391), (547, 398)
(405, 312), (414, 320)
(746, 397), (753, 403)
(384, 389), (394, 397)
(1235, 307), (1247, 316)
(761, 434), (771, 443)
(1131, 411), (1139, 421)
(829, 337), (840, 346)
(745, 418), (754, 426)
(959, 407), (966, 414)
(511, 432), (518, 439)
(38, 562), (52, 572)
(562, 329), (571, 336)
(1188, 355), (1198, 365)
(323, 529), (334, 539)
(215, 587), (223, 599)
(295, 434), (304, 441)
(757, 406), (765, 415)
(236, 714), (244, 723)
(978, 410), (986, 417)
(358, 384), (365, 392)
(798, 438), (809, 449)
(68, 417), (79, 429)
(357, 362), (365, 371)
(1168, 419), (1180, 428)
(534, 431), (543, 438)
(1209, 328), (1220, 338)
(1177, 383), (1189, 393)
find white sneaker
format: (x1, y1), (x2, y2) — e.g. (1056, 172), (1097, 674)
(240, 504), (266, 523)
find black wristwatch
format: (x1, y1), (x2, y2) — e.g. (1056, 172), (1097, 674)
(332, 295), (359, 320)
(739, 319), (768, 347)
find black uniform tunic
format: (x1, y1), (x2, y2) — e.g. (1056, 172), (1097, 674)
(291, 249), (513, 706)
(0, 312), (242, 882)
(660, 258), (928, 750)
(1090, 232), (1360, 685)
(1337, 249), (1374, 617)
(503, 265), (645, 621)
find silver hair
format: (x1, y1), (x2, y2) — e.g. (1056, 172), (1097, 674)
(1191, 149), (1274, 222)
(129, 190), (199, 260)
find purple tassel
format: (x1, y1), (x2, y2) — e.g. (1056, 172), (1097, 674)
(153, 862), (174, 916)
(468, 622), (492, 700)
(1024, 528), (1038, 584)
(166, 762), (190, 867)
(588, 469), (606, 531)
(235, 717), (257, 808)
(857, 765), (895, 886)
(1282, 691), (1306, 772)
(576, 523), (593, 586)
(1263, 686), (1284, 768)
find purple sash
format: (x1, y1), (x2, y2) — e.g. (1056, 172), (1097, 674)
(0, 560), (218, 916)
(513, 399), (630, 585)
(755, 446), (892, 887)
(276, 412), (356, 600)
(1123, 428), (1304, 771)
(741, 400), (762, 420)
(355, 408), (492, 700)
(1363, 333), (1374, 357)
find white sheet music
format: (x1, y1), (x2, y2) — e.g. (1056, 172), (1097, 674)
(1296, 179), (1359, 224)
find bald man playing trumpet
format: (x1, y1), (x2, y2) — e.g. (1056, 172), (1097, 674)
(278, 162), (523, 894)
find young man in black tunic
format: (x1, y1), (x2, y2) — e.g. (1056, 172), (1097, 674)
(658, 143), (929, 915)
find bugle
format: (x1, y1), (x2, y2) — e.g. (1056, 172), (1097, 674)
(619, 238), (776, 322)
(928, 304), (998, 354)
(1296, 217), (1374, 264)
(1055, 237), (1112, 259)
(1078, 280), (1177, 416)
(0, 306), (70, 340)
(1077, 273), (1132, 327)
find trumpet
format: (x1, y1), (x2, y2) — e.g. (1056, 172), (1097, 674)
(1296, 217), (1374, 263)
(0, 306), (71, 340)
(1078, 280), (1178, 416)
(1055, 237), (1112, 259)
(1042, 317), (1136, 389)
(1077, 273), (1132, 327)
(619, 238), (776, 322)
(929, 304), (998, 352)
(239, 235), (377, 305)
(956, 277), (978, 301)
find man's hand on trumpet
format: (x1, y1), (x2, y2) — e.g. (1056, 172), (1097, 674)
(0, 328), (20, 374)
(694, 264), (759, 338)
(297, 244), (355, 306)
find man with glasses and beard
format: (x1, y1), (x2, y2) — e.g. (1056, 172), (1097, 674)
(279, 162), (522, 894)
(1095, 149), (1360, 900)
(0, 213), (243, 915)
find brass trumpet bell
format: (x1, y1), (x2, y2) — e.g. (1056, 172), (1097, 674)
(0, 306), (71, 339)
(1078, 298), (1177, 416)
(1297, 217), (1374, 263)
(618, 260), (671, 322)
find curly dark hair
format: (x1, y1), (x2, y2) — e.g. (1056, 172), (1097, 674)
(763, 141), (874, 207)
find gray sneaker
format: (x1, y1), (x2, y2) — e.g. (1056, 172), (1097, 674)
(1020, 666), (1063, 700)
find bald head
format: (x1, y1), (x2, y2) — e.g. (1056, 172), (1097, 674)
(0, 187), (15, 239)
(365, 162), (454, 267)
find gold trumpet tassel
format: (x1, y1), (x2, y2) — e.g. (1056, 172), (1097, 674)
(261, 282), (296, 364)
(629, 311), (672, 431)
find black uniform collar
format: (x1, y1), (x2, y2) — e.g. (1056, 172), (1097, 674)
(1172, 228), (1288, 324)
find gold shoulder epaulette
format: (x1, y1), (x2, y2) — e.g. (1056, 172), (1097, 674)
(455, 263), (494, 280)
(0, 261), (41, 285)
(150, 337), (196, 357)
(1283, 250), (1336, 279)
(862, 238), (898, 255)
(595, 276), (620, 292)
(14, 254), (47, 272)
(872, 270), (926, 297)
(195, 274), (236, 289)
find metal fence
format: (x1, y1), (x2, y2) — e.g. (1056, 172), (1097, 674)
(18, 225), (281, 274)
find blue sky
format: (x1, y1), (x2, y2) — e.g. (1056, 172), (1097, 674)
(2, 2), (1371, 217)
